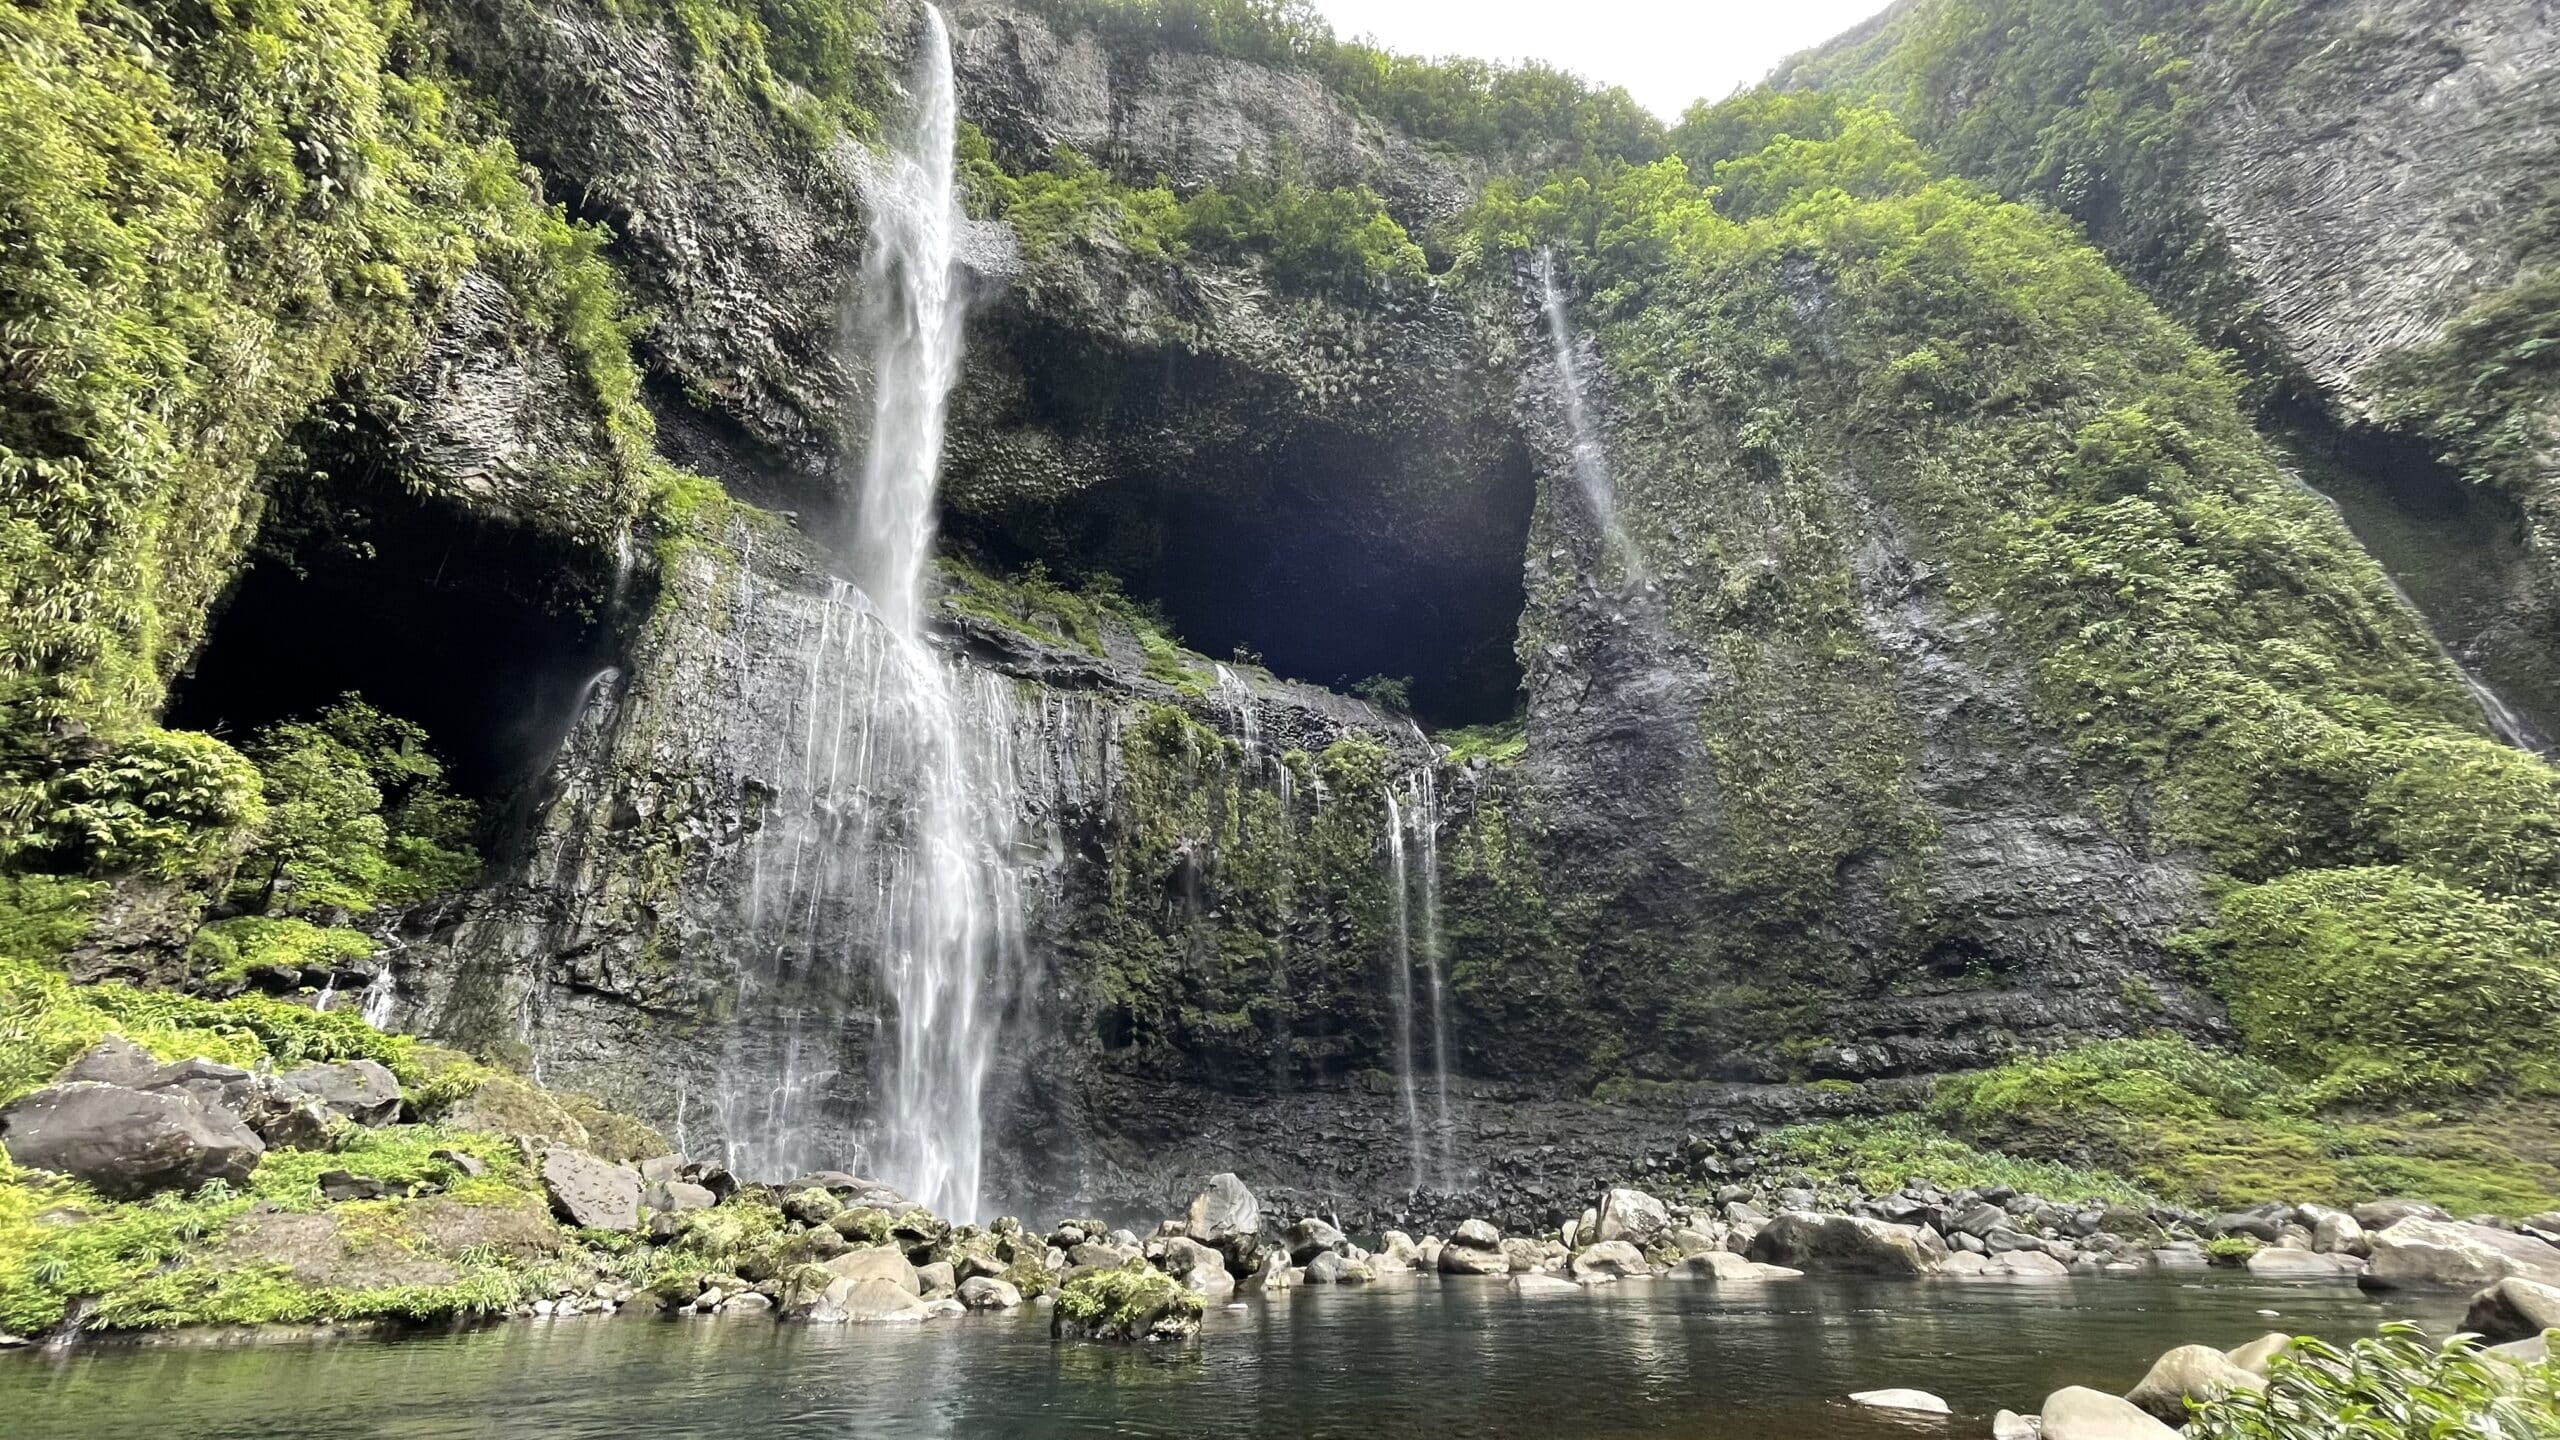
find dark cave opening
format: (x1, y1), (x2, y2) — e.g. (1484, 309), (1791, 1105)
(972, 430), (1539, 730)
(165, 465), (623, 811)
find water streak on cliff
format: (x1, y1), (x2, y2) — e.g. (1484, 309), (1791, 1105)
(1537, 253), (1646, 588)
(1408, 768), (1455, 1187)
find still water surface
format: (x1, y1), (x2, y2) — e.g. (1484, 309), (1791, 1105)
(3, 1273), (2465, 1439)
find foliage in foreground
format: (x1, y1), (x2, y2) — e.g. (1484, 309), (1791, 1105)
(2187, 1324), (2560, 1439)
(1765, 1116), (2158, 1208)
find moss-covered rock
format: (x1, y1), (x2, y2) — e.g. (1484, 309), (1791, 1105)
(1050, 1261), (1202, 1344)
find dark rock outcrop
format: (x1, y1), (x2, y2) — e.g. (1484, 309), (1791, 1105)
(0, 1082), (265, 1199)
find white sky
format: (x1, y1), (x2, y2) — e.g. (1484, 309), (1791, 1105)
(1304, 0), (1899, 120)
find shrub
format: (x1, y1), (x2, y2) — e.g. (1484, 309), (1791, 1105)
(2187, 1323), (2560, 1438)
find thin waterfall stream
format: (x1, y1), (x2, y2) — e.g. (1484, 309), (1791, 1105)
(1537, 251), (1646, 589)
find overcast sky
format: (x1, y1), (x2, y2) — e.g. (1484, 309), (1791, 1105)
(1304, 0), (1898, 120)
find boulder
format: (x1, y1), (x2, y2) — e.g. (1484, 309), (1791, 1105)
(1850, 1389), (1950, 1415)
(1944, 1251), (1991, 1276)
(1952, 1201), (2009, 1238)
(55, 1036), (163, 1088)
(826, 1245), (921, 1295)
(1287, 1216), (1345, 1265)
(2245, 1248), (2359, 1279)
(1501, 1237), (1549, 1274)
(1511, 1273), (1579, 1296)
(820, 1276), (928, 1324)
(779, 1187), (843, 1226)
(1185, 1173), (1259, 1243)
(649, 1180), (718, 1215)
(2490, 1333), (2550, 1366)
(2465, 1277), (2560, 1344)
(2312, 1210), (2368, 1257)
(270, 1060), (403, 1127)
(1993, 1409), (2042, 1440)
(957, 1276), (1022, 1309)
(2125, 1344), (2264, 1422)
(1997, 1250), (2070, 1277)
(2225, 1333), (2293, 1378)
(2207, 1212), (2284, 1243)
(2352, 1198), (2451, 1231)
(1594, 1187), (1672, 1247)
(1304, 1251), (1345, 1284)
(2041, 1386), (2178, 1440)
(2362, 1218), (2560, 1292)
(1570, 1242), (1651, 1280)
(242, 1092), (337, 1151)
(914, 1260), (956, 1299)
(1451, 1218), (1502, 1251)
(1160, 1236), (1235, 1298)
(1246, 1251), (1297, 1290)
(0, 1082), (263, 1199)
(1439, 1241), (1511, 1276)
(1746, 1212), (1947, 1275)
(536, 1148), (642, 1232)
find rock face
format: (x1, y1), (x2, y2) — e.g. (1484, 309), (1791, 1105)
(0, 1082), (264, 1199)
(1746, 1213), (1948, 1276)
(2361, 1218), (2560, 1292)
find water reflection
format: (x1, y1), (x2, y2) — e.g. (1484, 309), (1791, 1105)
(3, 1275), (2463, 1440)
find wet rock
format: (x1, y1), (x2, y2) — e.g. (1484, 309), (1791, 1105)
(1501, 1237), (1550, 1274)
(1511, 1273), (1579, 1296)
(1159, 1236), (1235, 1298)
(2312, 1210), (2368, 1257)
(1993, 1409), (2042, 1440)
(1569, 1241), (1652, 1280)
(915, 1260), (957, 1299)
(537, 1147), (642, 1232)
(2125, 1344), (2264, 1421)
(1185, 1173), (1259, 1243)
(2225, 1333), (2292, 1377)
(1850, 1389), (1949, 1415)
(1287, 1216), (1345, 1264)
(2464, 1277), (2560, 1343)
(1594, 1187), (1671, 1247)
(1996, 1251), (2070, 1278)
(825, 1245), (920, 1296)
(270, 1061), (403, 1127)
(2362, 1218), (2560, 1291)
(1304, 1251), (1345, 1284)
(1451, 1218), (1502, 1250)
(0, 1082), (263, 1199)
(1746, 1213), (1947, 1275)
(2040, 1385), (2178, 1439)
(1438, 1241), (1510, 1276)
(821, 1276), (929, 1325)
(2245, 1248), (2358, 1279)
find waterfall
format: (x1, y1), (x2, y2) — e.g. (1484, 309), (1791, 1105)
(1537, 251), (1646, 587)
(1408, 768), (1454, 1187)
(714, 7), (1025, 1220)
(358, 968), (396, 1030)
(1213, 664), (1263, 768)
(1384, 790), (1425, 1191)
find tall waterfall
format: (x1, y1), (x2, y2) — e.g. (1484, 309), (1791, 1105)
(1384, 789), (1425, 1191)
(1537, 252), (1645, 586)
(1408, 769), (1454, 1187)
(718, 7), (1023, 1220)
(1384, 771), (1456, 1192)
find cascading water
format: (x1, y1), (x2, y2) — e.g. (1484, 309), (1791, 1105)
(714, 7), (1027, 1221)
(1407, 768), (1455, 1187)
(1383, 790), (1425, 1191)
(1382, 769), (1458, 1193)
(1537, 252), (1646, 587)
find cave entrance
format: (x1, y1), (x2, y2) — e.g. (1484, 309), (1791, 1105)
(165, 463), (622, 813)
(969, 424), (1538, 730)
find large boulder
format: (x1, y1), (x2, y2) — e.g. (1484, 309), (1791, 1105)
(0, 1082), (263, 1199)
(1569, 1241), (1652, 1280)
(2361, 1219), (2560, 1292)
(269, 1060), (403, 1127)
(825, 1245), (922, 1295)
(535, 1147), (642, 1232)
(957, 1276), (1022, 1309)
(2312, 1210), (2368, 1257)
(1185, 1173), (1259, 1243)
(818, 1276), (929, 1324)
(1159, 1236), (1236, 1298)
(55, 1036), (162, 1088)
(2125, 1344), (2265, 1422)
(2465, 1277), (2560, 1343)
(1439, 1240), (1511, 1276)
(1594, 1187), (1672, 1248)
(2352, 1198), (2451, 1231)
(1746, 1213), (1948, 1275)
(2041, 1386), (2179, 1439)
(1451, 1218), (1502, 1251)
(2245, 1248), (2359, 1279)
(1287, 1216), (1345, 1264)
(2225, 1333), (2293, 1377)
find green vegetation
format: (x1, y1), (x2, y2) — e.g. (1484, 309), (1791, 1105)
(191, 917), (379, 986)
(2189, 1324), (2560, 1439)
(1053, 1261), (1202, 1341)
(1767, 1116), (2158, 1207)
(1435, 721), (1527, 767)
(1931, 1038), (2560, 1215)
(598, 0), (891, 144)
(961, 134), (1427, 297)
(235, 698), (481, 916)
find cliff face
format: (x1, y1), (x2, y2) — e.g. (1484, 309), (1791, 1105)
(7, 0), (2557, 1228)
(1782, 0), (2560, 742)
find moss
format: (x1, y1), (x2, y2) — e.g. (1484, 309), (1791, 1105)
(1435, 722), (1527, 767)
(1052, 1261), (1202, 1343)
(2203, 1235), (2260, 1266)
(190, 916), (379, 986)
(1766, 1115), (2158, 1207)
